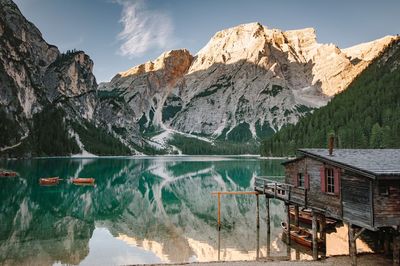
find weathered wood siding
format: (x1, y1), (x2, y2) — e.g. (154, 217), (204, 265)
(285, 158), (342, 218)
(284, 158), (306, 205)
(341, 172), (372, 227)
(374, 179), (400, 227)
(284, 158), (305, 186)
(305, 158), (342, 219)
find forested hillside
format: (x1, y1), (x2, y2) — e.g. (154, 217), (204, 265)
(261, 39), (400, 157)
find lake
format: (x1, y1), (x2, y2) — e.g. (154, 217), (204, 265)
(0, 156), (375, 265)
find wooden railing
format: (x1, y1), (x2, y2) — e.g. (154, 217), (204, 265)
(254, 176), (307, 206)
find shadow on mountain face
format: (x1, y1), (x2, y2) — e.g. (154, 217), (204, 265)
(107, 44), (323, 147)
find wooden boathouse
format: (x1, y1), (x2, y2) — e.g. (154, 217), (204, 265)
(255, 148), (400, 265)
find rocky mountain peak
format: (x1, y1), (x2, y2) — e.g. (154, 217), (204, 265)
(99, 22), (398, 152)
(189, 23), (320, 74)
(118, 49), (193, 78)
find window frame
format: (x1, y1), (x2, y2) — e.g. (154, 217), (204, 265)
(297, 172), (304, 188)
(379, 185), (390, 196)
(325, 167), (335, 194)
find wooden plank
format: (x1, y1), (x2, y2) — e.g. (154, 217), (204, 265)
(374, 180), (400, 227)
(342, 174), (372, 226)
(370, 180), (374, 228)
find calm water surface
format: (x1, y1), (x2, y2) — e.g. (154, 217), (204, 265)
(0, 156), (375, 265)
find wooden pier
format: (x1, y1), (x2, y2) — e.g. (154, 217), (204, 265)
(253, 148), (400, 266)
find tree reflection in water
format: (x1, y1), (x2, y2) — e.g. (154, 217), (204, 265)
(0, 157), (374, 265)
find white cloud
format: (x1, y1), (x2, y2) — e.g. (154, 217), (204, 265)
(116, 0), (175, 57)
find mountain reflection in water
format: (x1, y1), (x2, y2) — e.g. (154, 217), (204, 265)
(0, 157), (374, 265)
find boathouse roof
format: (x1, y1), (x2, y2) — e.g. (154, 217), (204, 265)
(296, 149), (400, 178)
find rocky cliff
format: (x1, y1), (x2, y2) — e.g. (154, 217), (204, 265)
(1, 0), (397, 156)
(0, 0), (132, 157)
(102, 23), (396, 152)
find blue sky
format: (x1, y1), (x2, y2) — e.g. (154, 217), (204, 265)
(14, 0), (400, 82)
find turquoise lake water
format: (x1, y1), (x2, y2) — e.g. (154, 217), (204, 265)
(0, 156), (374, 265)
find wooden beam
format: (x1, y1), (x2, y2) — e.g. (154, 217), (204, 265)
(217, 229), (221, 261)
(211, 191), (259, 195)
(354, 227), (366, 240)
(266, 227), (271, 258)
(294, 205), (299, 227)
(384, 230), (391, 256)
(265, 195), (270, 235)
(393, 237), (399, 266)
(286, 204), (291, 245)
(312, 211), (318, 260)
(393, 229), (400, 266)
(256, 194), (260, 229)
(218, 193), (221, 231)
(348, 223), (357, 266)
(256, 226), (260, 260)
(320, 215), (327, 259)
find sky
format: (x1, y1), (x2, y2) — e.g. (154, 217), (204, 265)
(14, 0), (400, 82)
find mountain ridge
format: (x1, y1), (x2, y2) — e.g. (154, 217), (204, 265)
(101, 22), (397, 153)
(261, 38), (400, 156)
(0, 0), (398, 157)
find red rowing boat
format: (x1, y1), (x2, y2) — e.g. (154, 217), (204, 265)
(289, 206), (337, 227)
(281, 222), (324, 249)
(39, 177), (60, 185)
(71, 178), (95, 184)
(0, 171), (17, 177)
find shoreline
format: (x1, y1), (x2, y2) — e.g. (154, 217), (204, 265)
(0, 154), (287, 160)
(135, 253), (391, 266)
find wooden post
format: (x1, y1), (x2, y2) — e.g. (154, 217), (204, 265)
(286, 203), (291, 245)
(294, 205), (299, 227)
(256, 226), (260, 260)
(212, 191), (259, 231)
(265, 195), (270, 235)
(376, 230), (383, 252)
(218, 192), (221, 231)
(348, 223), (357, 266)
(256, 194), (260, 229)
(320, 215), (327, 259)
(394, 233), (400, 266)
(217, 229), (221, 261)
(384, 230), (391, 256)
(266, 227), (271, 258)
(312, 211), (318, 260)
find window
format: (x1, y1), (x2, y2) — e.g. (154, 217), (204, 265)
(379, 185), (389, 196)
(326, 168), (335, 193)
(297, 173), (304, 187)
(320, 166), (340, 195)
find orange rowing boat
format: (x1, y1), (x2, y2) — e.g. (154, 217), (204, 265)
(39, 177), (60, 185)
(71, 178), (95, 184)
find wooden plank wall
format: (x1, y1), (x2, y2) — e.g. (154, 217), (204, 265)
(285, 158), (342, 218)
(374, 179), (400, 227)
(341, 172), (372, 226)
